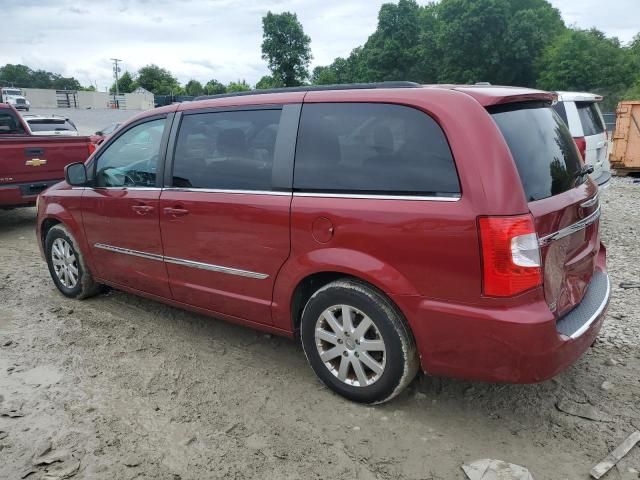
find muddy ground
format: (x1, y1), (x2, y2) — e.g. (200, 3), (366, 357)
(1, 178), (639, 480)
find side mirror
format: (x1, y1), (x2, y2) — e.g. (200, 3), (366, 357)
(65, 162), (88, 186)
(95, 130), (103, 136)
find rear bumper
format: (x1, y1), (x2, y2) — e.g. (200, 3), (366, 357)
(394, 245), (609, 383)
(0, 180), (61, 208)
(592, 170), (612, 188)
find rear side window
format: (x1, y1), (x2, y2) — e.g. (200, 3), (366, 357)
(551, 102), (568, 125)
(576, 101), (605, 136)
(491, 104), (584, 202)
(172, 109), (282, 191)
(0, 112), (25, 134)
(293, 103), (460, 196)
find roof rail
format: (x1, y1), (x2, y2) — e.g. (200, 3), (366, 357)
(194, 81), (422, 101)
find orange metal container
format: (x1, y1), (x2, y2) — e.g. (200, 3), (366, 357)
(610, 101), (640, 171)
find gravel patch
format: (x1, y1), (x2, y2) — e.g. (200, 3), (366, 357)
(0, 177), (638, 479)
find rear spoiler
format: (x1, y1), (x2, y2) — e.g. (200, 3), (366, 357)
(453, 86), (555, 107)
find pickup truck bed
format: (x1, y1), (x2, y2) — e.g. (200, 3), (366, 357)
(0, 104), (96, 208)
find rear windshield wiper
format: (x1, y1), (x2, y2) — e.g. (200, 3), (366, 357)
(574, 164), (594, 179)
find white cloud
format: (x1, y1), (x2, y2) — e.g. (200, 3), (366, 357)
(2, 0), (638, 91)
(550, 0), (638, 43)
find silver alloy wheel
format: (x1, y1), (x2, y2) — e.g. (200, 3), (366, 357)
(314, 304), (386, 387)
(51, 238), (79, 289)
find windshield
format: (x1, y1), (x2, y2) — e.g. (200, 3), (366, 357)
(490, 103), (585, 202)
(3, 89), (22, 96)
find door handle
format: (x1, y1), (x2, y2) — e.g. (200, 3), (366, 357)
(163, 207), (189, 217)
(25, 147), (44, 156)
(131, 205), (154, 215)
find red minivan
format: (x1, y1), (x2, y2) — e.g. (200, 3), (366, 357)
(36, 83), (609, 403)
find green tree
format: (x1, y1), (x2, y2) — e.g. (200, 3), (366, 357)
(624, 33), (640, 100)
(136, 64), (180, 95)
(537, 28), (633, 109)
(311, 66), (338, 85)
(412, 4), (440, 84)
(184, 79), (204, 96)
(30, 69), (55, 88)
(434, 0), (564, 85)
(261, 11), (312, 86)
(362, 0), (423, 82)
(110, 71), (137, 94)
(255, 75), (284, 89)
(311, 0), (565, 87)
(204, 79), (226, 95)
(0, 64), (84, 90)
(311, 53), (365, 85)
(226, 80), (251, 93)
(49, 75), (82, 91)
(0, 64), (33, 86)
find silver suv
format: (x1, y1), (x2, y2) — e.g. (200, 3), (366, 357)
(553, 91), (610, 187)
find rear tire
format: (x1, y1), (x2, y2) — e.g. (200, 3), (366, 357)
(45, 225), (100, 299)
(300, 279), (418, 404)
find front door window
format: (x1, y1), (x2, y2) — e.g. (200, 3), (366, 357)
(94, 119), (165, 187)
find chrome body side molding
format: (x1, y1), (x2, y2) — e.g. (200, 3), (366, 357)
(94, 243), (269, 280)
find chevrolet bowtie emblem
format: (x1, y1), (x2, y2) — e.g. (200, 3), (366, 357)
(26, 158), (47, 167)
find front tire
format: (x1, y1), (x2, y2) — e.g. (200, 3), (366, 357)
(45, 225), (99, 299)
(300, 279), (418, 404)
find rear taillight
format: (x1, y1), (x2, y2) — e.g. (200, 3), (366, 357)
(574, 136), (586, 161)
(478, 215), (542, 297)
(88, 143), (97, 156)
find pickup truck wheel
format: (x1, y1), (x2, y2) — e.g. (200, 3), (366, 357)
(45, 225), (99, 299)
(300, 279), (419, 404)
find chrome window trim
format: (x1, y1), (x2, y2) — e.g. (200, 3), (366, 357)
(92, 187), (162, 191)
(94, 243), (268, 279)
(162, 187), (291, 196)
(538, 206), (601, 247)
(293, 192), (461, 202)
(568, 273), (610, 340)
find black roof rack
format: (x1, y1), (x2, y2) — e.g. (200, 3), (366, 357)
(194, 81), (422, 101)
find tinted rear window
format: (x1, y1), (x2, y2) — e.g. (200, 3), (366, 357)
(576, 101), (605, 136)
(491, 104), (584, 202)
(294, 103), (460, 196)
(27, 119), (76, 132)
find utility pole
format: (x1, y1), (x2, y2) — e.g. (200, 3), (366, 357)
(111, 58), (122, 108)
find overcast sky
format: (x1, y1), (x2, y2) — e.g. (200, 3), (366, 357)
(3, 0), (639, 91)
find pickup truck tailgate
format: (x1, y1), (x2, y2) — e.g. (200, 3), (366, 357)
(0, 136), (92, 190)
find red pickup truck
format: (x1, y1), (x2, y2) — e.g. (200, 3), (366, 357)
(0, 103), (97, 208)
